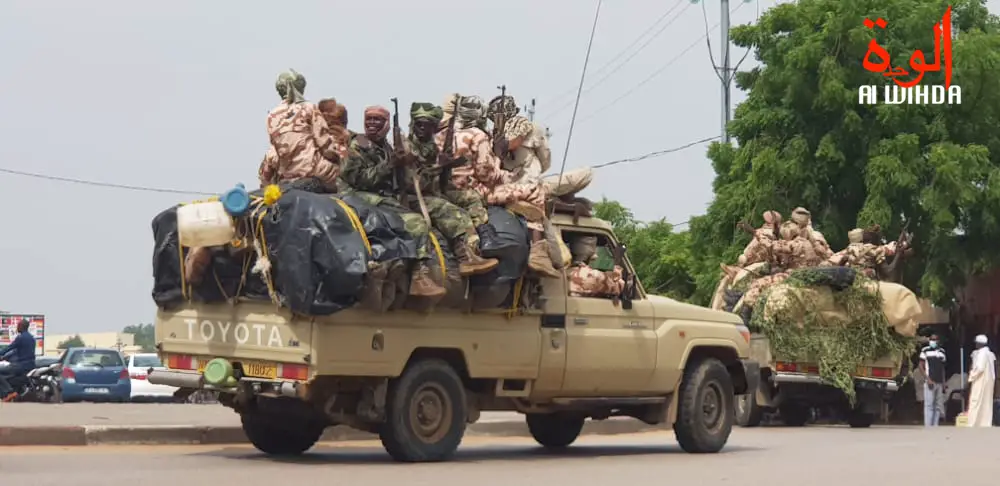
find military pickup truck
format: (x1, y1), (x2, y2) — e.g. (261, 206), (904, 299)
(149, 211), (758, 463)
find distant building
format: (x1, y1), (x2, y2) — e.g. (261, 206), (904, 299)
(44, 332), (140, 356)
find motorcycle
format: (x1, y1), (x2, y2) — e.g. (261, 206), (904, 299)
(1, 361), (62, 403)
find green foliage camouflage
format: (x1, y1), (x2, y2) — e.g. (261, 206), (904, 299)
(748, 268), (916, 401)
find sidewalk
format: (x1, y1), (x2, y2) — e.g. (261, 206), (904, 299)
(0, 403), (660, 446)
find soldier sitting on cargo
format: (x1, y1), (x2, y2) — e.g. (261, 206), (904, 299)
(567, 235), (625, 300)
(826, 228), (896, 278)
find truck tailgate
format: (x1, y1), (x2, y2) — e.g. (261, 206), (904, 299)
(156, 302), (313, 372)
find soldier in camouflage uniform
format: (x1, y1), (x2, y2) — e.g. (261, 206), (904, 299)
(257, 70), (344, 192)
(826, 228), (897, 278)
(397, 102), (499, 276)
(486, 95), (551, 183)
(737, 210), (781, 267)
(341, 105), (445, 298)
(566, 235), (625, 299)
(790, 207), (833, 259)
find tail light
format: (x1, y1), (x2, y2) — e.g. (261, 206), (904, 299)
(130, 372), (147, 380)
(118, 369), (129, 380)
(61, 367), (75, 379)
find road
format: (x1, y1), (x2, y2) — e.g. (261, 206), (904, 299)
(3, 427), (997, 486)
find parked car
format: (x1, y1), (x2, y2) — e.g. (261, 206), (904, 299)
(59, 347), (131, 402)
(125, 353), (177, 401)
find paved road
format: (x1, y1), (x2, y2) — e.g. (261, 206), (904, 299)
(3, 427), (997, 486)
(0, 403), (525, 426)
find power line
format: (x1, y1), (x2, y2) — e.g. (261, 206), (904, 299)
(564, 0), (749, 127)
(541, 0), (690, 107)
(0, 135), (719, 197)
(543, 0), (693, 120)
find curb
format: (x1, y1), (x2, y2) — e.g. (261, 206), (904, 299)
(0, 418), (664, 447)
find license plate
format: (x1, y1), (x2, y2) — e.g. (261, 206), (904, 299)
(240, 360), (278, 379)
(84, 388), (109, 394)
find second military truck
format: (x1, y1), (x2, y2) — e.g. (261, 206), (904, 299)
(149, 210), (758, 462)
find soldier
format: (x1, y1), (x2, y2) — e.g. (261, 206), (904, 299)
(437, 95), (558, 277)
(318, 98), (352, 159)
(776, 221), (824, 269)
(737, 210), (781, 267)
(257, 70), (343, 191)
(487, 95), (551, 183)
(826, 228), (897, 278)
(567, 235), (625, 299)
(398, 102), (499, 276)
(790, 207), (833, 258)
(341, 105), (446, 298)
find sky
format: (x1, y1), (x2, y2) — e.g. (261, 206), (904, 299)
(0, 0), (972, 334)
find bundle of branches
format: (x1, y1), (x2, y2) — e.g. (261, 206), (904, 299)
(748, 267), (914, 403)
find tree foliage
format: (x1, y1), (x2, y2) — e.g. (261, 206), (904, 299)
(123, 323), (156, 353)
(600, 0), (1000, 306)
(57, 335), (86, 349)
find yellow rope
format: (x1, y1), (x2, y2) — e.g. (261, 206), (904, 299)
(333, 198), (372, 255)
(253, 209), (279, 304)
(507, 276), (525, 319)
(428, 232), (447, 282)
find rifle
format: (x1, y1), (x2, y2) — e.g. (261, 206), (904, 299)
(614, 243), (634, 310)
(438, 94), (466, 192)
(492, 85), (508, 158)
(389, 97), (406, 203)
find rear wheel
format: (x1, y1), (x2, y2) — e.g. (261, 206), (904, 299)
(673, 357), (735, 453)
(241, 413), (324, 456)
(526, 413), (585, 448)
(779, 402), (810, 427)
(378, 359), (468, 462)
(847, 410), (875, 428)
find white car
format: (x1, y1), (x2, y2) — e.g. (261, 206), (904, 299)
(126, 353), (177, 400)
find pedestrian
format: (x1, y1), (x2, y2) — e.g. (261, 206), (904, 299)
(919, 334), (946, 426)
(967, 334), (996, 427)
(0, 319), (37, 402)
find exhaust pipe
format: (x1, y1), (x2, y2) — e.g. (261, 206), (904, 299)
(148, 370), (204, 389)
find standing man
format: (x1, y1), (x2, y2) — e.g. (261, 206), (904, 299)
(0, 319), (36, 402)
(967, 334), (996, 427)
(918, 334), (947, 426)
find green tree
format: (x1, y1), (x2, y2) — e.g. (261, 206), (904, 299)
(594, 199), (697, 300)
(123, 323), (156, 353)
(689, 0), (1000, 305)
(57, 335), (86, 349)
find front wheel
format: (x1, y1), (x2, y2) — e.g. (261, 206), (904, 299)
(378, 359), (468, 462)
(526, 413), (585, 448)
(241, 413), (324, 456)
(673, 357), (735, 453)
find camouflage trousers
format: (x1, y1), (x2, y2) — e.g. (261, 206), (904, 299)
(479, 180), (546, 214)
(408, 195), (474, 242)
(351, 191), (430, 260)
(443, 188), (489, 227)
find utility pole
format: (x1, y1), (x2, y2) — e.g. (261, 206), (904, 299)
(524, 98), (537, 121)
(719, 0), (731, 144)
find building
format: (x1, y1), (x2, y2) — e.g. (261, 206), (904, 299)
(44, 332), (141, 356)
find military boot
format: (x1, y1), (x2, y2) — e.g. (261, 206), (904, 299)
(408, 262), (448, 298)
(528, 240), (562, 278)
(359, 261), (390, 312)
(455, 235), (499, 276)
(476, 224), (514, 259)
(507, 200), (545, 222)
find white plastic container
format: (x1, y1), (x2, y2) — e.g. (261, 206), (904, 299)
(177, 201), (236, 248)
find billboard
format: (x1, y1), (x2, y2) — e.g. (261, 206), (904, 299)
(0, 313), (45, 356)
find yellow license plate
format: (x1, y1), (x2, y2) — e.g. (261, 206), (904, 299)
(240, 360), (278, 379)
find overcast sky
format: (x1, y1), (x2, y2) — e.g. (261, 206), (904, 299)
(0, 0), (969, 334)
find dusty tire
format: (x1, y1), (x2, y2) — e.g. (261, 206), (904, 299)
(779, 402), (810, 427)
(526, 413), (585, 448)
(673, 357), (735, 453)
(379, 358), (468, 462)
(847, 411), (875, 428)
(735, 390), (763, 427)
(241, 413), (323, 456)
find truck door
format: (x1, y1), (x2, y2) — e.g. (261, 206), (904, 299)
(532, 260), (569, 395)
(560, 229), (658, 395)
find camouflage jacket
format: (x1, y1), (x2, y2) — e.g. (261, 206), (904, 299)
(503, 117), (551, 177)
(832, 242), (896, 273)
(400, 134), (443, 196)
(738, 227), (776, 267)
(775, 237), (824, 270)
(435, 127), (506, 191)
(259, 101), (342, 189)
(341, 135), (395, 196)
(568, 263), (626, 298)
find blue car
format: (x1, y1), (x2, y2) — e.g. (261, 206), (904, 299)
(58, 347), (131, 402)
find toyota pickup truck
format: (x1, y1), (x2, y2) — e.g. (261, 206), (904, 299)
(149, 211), (758, 463)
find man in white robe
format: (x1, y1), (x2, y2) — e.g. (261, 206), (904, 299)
(967, 334), (996, 427)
